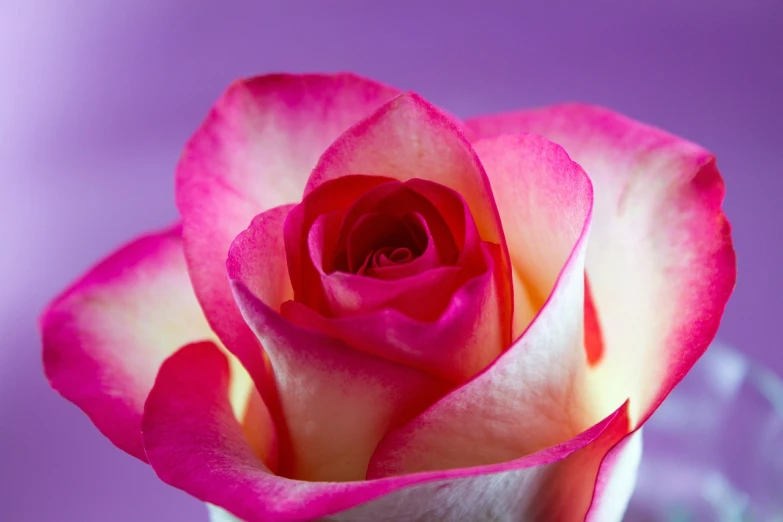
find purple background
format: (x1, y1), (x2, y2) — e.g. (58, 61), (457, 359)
(2, 1), (781, 520)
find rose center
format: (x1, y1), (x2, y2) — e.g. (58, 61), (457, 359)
(374, 246), (413, 266)
(339, 212), (428, 275)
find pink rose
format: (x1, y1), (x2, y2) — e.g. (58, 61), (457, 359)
(41, 73), (735, 521)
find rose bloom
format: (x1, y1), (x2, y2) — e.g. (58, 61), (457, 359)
(41, 73), (735, 521)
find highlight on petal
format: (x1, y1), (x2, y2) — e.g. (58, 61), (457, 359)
(143, 335), (633, 522)
(228, 205), (450, 481)
(368, 179), (594, 477)
(40, 225), (219, 461)
(176, 73), (400, 400)
(467, 105), (736, 427)
(303, 92), (513, 345)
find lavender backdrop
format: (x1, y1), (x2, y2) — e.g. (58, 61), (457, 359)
(1, 1), (780, 520)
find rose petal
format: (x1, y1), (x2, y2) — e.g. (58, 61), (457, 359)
(233, 282), (450, 482)
(330, 180), (461, 271)
(142, 338), (632, 521)
(303, 92), (513, 346)
(362, 214), (440, 279)
(585, 430), (643, 521)
(282, 242), (504, 383)
(228, 206), (450, 481)
(472, 134), (594, 340)
(337, 404), (632, 522)
(285, 175), (393, 313)
(41, 225), (272, 464)
(284, 174), (503, 382)
(402, 178), (484, 269)
(368, 178), (594, 476)
(467, 105), (736, 426)
(39, 225), (209, 460)
(307, 212), (465, 321)
(176, 74), (399, 402)
(289, 176), (473, 318)
(343, 212), (426, 274)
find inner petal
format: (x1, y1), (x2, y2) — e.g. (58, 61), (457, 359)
(343, 212), (425, 274)
(375, 246), (413, 267)
(363, 213), (442, 280)
(333, 181), (460, 271)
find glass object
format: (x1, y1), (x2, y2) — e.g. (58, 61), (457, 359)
(626, 342), (783, 521)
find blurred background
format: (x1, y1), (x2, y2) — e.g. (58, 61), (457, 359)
(1, 1), (781, 520)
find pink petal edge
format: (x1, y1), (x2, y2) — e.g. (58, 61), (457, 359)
(176, 73), (400, 406)
(142, 339), (632, 522)
(41, 224), (214, 461)
(467, 104), (736, 427)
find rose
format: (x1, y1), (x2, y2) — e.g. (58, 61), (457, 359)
(41, 73), (735, 521)
(41, 73), (736, 521)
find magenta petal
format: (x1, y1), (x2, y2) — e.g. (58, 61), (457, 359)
(330, 180), (461, 270)
(228, 206), (450, 481)
(307, 212), (463, 320)
(343, 212), (424, 274)
(364, 214), (441, 279)
(467, 105), (736, 427)
(41, 225), (217, 461)
(283, 242), (504, 383)
(304, 93), (504, 252)
(143, 339), (632, 521)
(304, 92), (513, 345)
(176, 74), (399, 404)
(284, 175), (393, 312)
(402, 178), (484, 269)
(283, 175), (505, 382)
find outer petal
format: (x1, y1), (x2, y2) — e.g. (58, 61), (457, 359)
(368, 161), (596, 476)
(142, 338), (632, 522)
(304, 92), (513, 347)
(585, 430), (643, 522)
(466, 105), (736, 426)
(176, 74), (400, 399)
(472, 133), (594, 339)
(335, 405), (631, 522)
(41, 225), (218, 461)
(228, 206), (450, 481)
